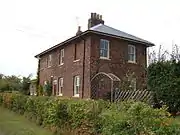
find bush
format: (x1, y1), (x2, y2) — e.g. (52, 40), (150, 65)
(0, 93), (180, 135)
(37, 85), (43, 96)
(100, 101), (180, 135)
(148, 61), (180, 114)
(43, 81), (52, 96)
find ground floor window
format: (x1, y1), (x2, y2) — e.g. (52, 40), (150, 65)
(58, 77), (63, 96)
(73, 76), (80, 97)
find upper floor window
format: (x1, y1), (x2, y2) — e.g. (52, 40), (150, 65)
(59, 49), (64, 65)
(58, 77), (63, 96)
(47, 54), (52, 67)
(128, 45), (136, 63)
(100, 39), (109, 59)
(73, 76), (80, 97)
(39, 58), (44, 70)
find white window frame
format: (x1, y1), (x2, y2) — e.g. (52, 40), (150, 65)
(100, 39), (110, 59)
(59, 49), (64, 65)
(73, 76), (80, 97)
(47, 54), (52, 67)
(128, 45), (136, 63)
(58, 77), (63, 96)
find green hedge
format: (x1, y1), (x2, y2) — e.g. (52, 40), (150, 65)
(148, 60), (180, 114)
(0, 93), (180, 135)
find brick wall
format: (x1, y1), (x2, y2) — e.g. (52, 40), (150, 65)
(39, 36), (91, 98)
(90, 34), (147, 90)
(39, 33), (147, 98)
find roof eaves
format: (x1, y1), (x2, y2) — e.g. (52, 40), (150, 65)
(35, 30), (90, 58)
(88, 30), (155, 47)
(35, 29), (154, 58)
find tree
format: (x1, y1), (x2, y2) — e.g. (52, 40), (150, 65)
(43, 81), (52, 96)
(21, 74), (32, 95)
(148, 44), (180, 114)
(0, 79), (8, 92)
(3, 75), (21, 91)
(0, 74), (3, 79)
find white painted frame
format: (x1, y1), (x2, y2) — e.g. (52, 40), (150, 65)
(128, 45), (136, 63)
(100, 39), (110, 59)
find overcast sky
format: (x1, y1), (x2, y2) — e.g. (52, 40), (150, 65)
(0, 0), (180, 78)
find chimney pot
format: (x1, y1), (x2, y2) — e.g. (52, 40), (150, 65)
(94, 13), (96, 18)
(91, 13), (93, 18)
(76, 26), (82, 35)
(78, 26), (81, 30)
(97, 14), (99, 19)
(88, 13), (104, 29)
(100, 15), (102, 20)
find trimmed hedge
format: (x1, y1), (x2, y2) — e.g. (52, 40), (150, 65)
(148, 60), (180, 114)
(0, 93), (180, 135)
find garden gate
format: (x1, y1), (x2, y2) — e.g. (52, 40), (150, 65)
(91, 72), (121, 102)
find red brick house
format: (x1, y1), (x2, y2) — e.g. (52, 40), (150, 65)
(35, 13), (154, 99)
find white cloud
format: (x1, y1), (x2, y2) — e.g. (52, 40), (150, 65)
(0, 0), (180, 77)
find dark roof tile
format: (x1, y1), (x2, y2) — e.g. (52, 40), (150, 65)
(90, 24), (154, 45)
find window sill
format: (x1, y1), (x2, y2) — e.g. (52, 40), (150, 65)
(128, 61), (137, 64)
(57, 93), (63, 96)
(73, 59), (80, 62)
(39, 68), (44, 71)
(73, 94), (79, 97)
(100, 57), (111, 60)
(30, 93), (37, 96)
(58, 63), (64, 66)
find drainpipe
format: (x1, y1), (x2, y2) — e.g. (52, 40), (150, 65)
(77, 32), (86, 99)
(82, 38), (86, 99)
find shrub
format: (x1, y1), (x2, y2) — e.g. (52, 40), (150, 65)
(43, 81), (52, 96)
(148, 61), (180, 114)
(0, 93), (180, 135)
(100, 101), (180, 135)
(37, 85), (43, 96)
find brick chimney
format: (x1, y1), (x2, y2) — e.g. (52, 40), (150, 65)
(88, 13), (104, 29)
(76, 26), (82, 35)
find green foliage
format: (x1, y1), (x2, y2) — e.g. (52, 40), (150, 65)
(0, 93), (180, 135)
(0, 75), (21, 91)
(36, 59), (40, 94)
(21, 75), (32, 95)
(37, 85), (43, 96)
(43, 81), (52, 96)
(0, 73), (33, 94)
(0, 79), (9, 92)
(120, 72), (136, 91)
(148, 60), (180, 114)
(100, 101), (180, 135)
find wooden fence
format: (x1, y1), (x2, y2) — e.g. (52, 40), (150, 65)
(114, 89), (153, 103)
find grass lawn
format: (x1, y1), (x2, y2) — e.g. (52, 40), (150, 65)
(173, 116), (180, 125)
(0, 107), (53, 135)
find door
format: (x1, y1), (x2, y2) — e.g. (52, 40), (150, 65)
(53, 80), (57, 96)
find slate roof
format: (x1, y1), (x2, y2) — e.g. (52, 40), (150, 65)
(35, 24), (154, 57)
(90, 24), (154, 45)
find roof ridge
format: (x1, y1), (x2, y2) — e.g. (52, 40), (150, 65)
(90, 23), (103, 30)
